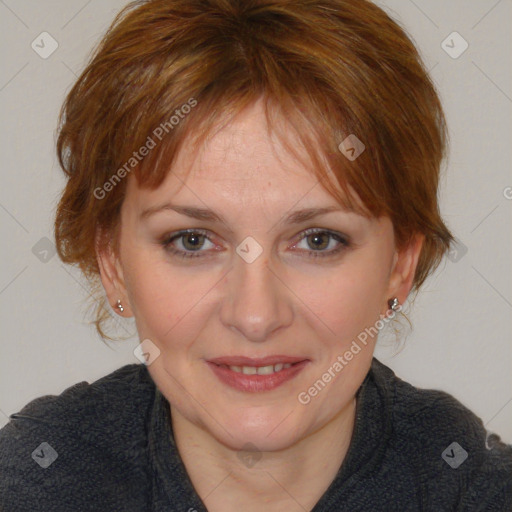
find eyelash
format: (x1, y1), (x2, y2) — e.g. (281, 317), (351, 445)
(161, 228), (350, 260)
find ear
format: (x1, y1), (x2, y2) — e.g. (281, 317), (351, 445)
(95, 230), (133, 317)
(384, 232), (424, 312)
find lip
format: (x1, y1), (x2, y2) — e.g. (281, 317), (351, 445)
(206, 357), (310, 393)
(207, 355), (308, 366)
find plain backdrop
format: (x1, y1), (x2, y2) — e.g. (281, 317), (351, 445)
(1, 0), (511, 443)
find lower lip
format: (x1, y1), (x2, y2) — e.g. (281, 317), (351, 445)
(207, 361), (309, 392)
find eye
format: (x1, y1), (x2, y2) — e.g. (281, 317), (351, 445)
(161, 227), (350, 260)
(162, 229), (217, 259)
(291, 228), (350, 258)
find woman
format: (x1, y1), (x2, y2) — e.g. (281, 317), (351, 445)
(1, 0), (510, 510)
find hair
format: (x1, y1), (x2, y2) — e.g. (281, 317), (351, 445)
(55, 0), (454, 340)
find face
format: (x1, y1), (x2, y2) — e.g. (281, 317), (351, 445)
(99, 99), (419, 452)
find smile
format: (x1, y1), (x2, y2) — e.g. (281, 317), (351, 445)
(206, 358), (309, 392)
(219, 362), (293, 375)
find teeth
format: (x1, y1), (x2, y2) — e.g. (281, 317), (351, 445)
(257, 365), (274, 375)
(226, 363), (294, 374)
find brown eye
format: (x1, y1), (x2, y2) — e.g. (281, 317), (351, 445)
(181, 232), (207, 251)
(162, 229), (215, 259)
(305, 232), (330, 251)
(293, 228), (349, 259)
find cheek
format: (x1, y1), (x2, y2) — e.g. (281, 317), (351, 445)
(122, 246), (219, 342)
(297, 253), (390, 344)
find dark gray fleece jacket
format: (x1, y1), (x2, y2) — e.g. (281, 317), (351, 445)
(1, 358), (511, 511)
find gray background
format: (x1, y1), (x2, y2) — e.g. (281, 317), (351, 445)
(1, 0), (511, 442)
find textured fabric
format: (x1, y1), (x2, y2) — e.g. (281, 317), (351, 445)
(1, 358), (511, 511)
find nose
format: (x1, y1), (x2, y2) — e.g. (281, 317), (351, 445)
(219, 251), (294, 343)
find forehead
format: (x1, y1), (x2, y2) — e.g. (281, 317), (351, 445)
(177, 100), (317, 185)
(119, 101), (384, 239)
(127, 99), (345, 208)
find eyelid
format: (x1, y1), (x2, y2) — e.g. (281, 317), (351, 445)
(162, 228), (217, 251)
(161, 227), (351, 260)
(289, 228), (350, 257)
(291, 227), (350, 245)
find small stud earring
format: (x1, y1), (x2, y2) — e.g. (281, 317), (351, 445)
(388, 297), (400, 312)
(116, 299), (124, 313)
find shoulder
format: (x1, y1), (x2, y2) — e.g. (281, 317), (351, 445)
(1, 363), (154, 446)
(371, 358), (512, 510)
(0, 363), (155, 512)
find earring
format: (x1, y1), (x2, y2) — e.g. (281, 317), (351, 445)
(116, 299), (124, 313)
(388, 297), (400, 312)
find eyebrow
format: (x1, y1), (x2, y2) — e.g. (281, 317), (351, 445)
(140, 203), (347, 226)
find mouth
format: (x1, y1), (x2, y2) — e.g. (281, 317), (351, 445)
(206, 356), (310, 392)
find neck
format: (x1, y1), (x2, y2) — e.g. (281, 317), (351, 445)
(171, 397), (356, 512)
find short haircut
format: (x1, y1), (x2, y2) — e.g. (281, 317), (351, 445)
(55, 0), (454, 339)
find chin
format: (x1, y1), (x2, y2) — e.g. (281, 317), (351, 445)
(205, 408), (309, 453)
(219, 429), (302, 454)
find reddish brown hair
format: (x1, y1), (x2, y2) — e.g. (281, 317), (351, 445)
(55, 0), (453, 339)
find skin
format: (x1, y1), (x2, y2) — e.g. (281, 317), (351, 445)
(98, 98), (423, 511)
